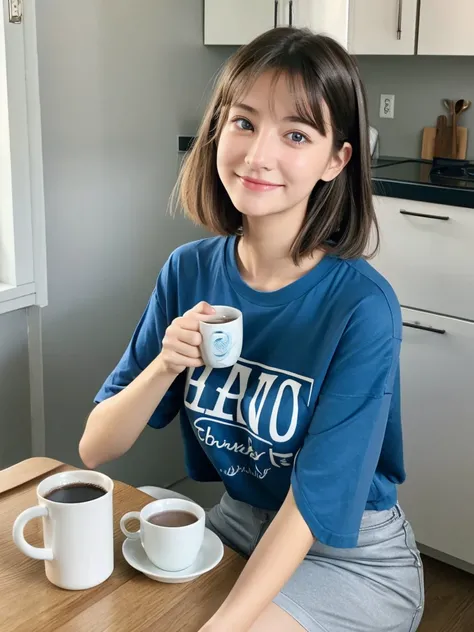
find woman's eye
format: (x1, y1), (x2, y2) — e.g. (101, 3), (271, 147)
(287, 131), (308, 145)
(234, 117), (254, 131)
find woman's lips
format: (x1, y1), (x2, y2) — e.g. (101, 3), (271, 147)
(238, 175), (284, 192)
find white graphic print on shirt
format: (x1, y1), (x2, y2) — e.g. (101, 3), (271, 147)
(184, 358), (314, 481)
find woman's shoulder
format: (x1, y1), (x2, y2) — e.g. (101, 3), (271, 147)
(167, 235), (227, 268)
(337, 258), (402, 340)
(155, 236), (228, 297)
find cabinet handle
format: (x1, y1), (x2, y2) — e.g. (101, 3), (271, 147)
(274, 0), (279, 28)
(400, 209), (450, 221)
(397, 0), (403, 40)
(289, 0), (294, 26)
(403, 322), (446, 335)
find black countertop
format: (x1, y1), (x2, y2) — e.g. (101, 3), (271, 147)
(372, 156), (474, 209)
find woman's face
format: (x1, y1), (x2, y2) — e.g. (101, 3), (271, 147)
(217, 71), (351, 224)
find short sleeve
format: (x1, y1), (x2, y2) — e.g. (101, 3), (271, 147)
(291, 292), (401, 548)
(94, 276), (184, 429)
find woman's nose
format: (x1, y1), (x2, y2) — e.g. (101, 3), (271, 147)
(244, 132), (276, 171)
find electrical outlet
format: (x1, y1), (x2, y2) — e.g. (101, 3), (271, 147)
(379, 94), (395, 119)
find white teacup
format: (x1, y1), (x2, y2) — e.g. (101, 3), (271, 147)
(199, 305), (243, 368)
(120, 498), (206, 572)
(12, 470), (114, 590)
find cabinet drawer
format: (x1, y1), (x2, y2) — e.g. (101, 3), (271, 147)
(399, 308), (474, 564)
(371, 197), (474, 320)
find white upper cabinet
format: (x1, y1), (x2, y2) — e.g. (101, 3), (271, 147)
(204, 1), (349, 48)
(348, 0), (418, 55)
(418, 0), (474, 55)
(280, 0), (349, 48)
(204, 0), (276, 46)
(205, 1), (474, 56)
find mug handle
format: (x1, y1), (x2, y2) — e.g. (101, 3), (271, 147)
(120, 511), (141, 540)
(12, 506), (54, 561)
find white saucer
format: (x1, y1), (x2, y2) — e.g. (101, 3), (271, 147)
(122, 528), (224, 584)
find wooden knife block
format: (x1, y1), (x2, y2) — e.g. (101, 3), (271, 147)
(421, 126), (468, 160)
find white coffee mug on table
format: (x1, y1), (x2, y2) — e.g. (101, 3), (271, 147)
(12, 470), (114, 590)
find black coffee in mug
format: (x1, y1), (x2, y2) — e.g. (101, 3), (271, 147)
(148, 510), (198, 527)
(45, 483), (107, 504)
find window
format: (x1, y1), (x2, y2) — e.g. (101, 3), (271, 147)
(0, 0), (47, 314)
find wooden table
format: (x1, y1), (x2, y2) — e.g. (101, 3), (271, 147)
(0, 458), (245, 632)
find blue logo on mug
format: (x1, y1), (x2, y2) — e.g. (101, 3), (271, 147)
(211, 331), (231, 358)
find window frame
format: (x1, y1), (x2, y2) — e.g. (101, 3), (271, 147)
(0, 0), (47, 315)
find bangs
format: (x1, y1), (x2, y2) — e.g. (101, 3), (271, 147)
(217, 56), (328, 138)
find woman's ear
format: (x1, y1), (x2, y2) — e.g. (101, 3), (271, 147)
(321, 142), (353, 182)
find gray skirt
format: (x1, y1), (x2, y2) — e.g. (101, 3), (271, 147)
(206, 492), (425, 632)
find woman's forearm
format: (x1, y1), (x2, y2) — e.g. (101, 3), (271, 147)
(79, 355), (177, 469)
(207, 487), (314, 632)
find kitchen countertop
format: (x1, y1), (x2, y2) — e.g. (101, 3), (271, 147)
(372, 156), (474, 209)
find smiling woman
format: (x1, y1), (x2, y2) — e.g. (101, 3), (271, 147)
(83, 26), (424, 632)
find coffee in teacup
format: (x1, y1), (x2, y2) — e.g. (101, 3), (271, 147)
(148, 510), (198, 527)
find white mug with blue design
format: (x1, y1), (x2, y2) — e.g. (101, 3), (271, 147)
(199, 306), (243, 368)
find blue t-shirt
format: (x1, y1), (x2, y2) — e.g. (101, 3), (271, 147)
(95, 236), (405, 548)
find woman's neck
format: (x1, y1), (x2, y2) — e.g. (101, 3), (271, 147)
(237, 215), (324, 292)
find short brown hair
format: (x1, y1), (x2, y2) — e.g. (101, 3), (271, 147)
(175, 27), (378, 263)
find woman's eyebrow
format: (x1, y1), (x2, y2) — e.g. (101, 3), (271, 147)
(231, 102), (258, 114)
(231, 103), (320, 130)
(282, 114), (318, 129)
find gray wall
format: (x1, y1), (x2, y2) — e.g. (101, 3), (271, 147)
(0, 310), (31, 468)
(358, 55), (474, 159)
(0, 1), (233, 484)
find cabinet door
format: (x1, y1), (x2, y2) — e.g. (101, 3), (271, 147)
(398, 309), (474, 565)
(281, 0), (349, 48)
(348, 0), (417, 55)
(371, 196), (474, 322)
(204, 0), (276, 46)
(418, 0), (474, 55)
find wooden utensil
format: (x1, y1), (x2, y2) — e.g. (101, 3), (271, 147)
(451, 99), (469, 158)
(440, 116), (453, 157)
(452, 100), (461, 158)
(443, 99), (462, 159)
(457, 99), (471, 123)
(460, 99), (472, 115)
(434, 115), (447, 157)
